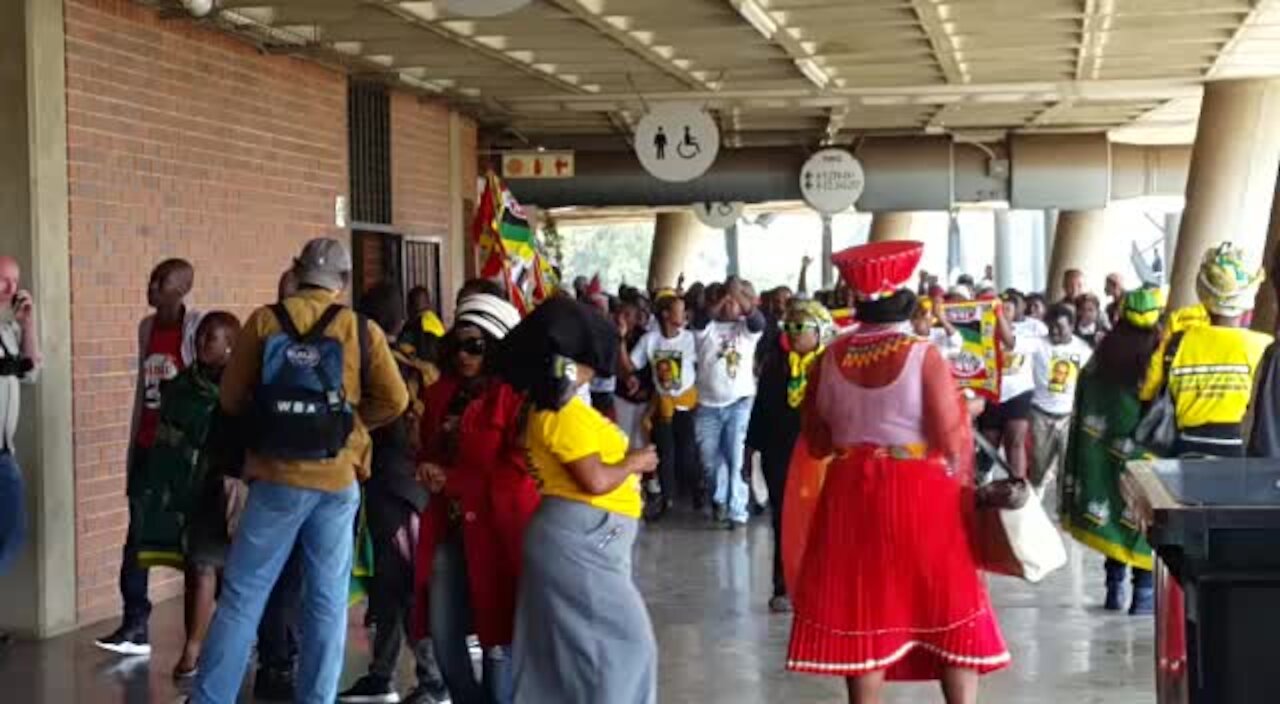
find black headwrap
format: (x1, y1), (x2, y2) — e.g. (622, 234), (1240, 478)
(497, 297), (619, 410)
(855, 289), (918, 324)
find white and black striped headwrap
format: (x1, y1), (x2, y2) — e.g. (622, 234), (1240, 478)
(455, 294), (521, 340)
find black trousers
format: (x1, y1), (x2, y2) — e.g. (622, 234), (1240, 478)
(119, 503), (152, 627)
(652, 410), (700, 502)
(761, 447), (790, 598)
(366, 495), (443, 686)
(119, 450), (151, 627)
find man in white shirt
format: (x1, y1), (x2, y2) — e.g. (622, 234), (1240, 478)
(693, 280), (765, 529)
(1030, 305), (1093, 491)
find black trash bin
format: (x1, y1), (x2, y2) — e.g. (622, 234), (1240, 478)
(1125, 458), (1280, 704)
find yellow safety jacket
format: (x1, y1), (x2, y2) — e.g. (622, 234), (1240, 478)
(1141, 325), (1273, 437)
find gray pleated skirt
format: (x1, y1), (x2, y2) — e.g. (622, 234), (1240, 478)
(513, 497), (657, 704)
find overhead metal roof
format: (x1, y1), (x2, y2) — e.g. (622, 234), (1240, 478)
(195, 0), (1280, 147)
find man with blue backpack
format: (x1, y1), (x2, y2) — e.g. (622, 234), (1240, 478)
(188, 238), (409, 704)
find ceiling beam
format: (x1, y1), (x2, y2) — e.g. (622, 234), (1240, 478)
(1075, 0), (1116, 81)
(1207, 0), (1276, 78)
(726, 0), (838, 90)
(907, 0), (968, 84)
(499, 78), (1205, 110)
(1027, 100), (1077, 127)
(363, 0), (597, 95)
(543, 0), (720, 91)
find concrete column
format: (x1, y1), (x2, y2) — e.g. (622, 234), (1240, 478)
(648, 210), (704, 290)
(993, 208), (1015, 291)
(820, 214), (834, 290)
(1047, 209), (1109, 300)
(1163, 211), (1182, 283)
(0, 0), (76, 638)
(946, 212), (962, 282)
(445, 113), (467, 323)
(1029, 211), (1048, 292)
(1043, 208), (1059, 278)
(1253, 178), (1280, 335)
(869, 211), (915, 242)
(724, 224), (740, 279)
(1168, 79), (1280, 309)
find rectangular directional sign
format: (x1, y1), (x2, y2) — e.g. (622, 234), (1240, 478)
(501, 151), (575, 179)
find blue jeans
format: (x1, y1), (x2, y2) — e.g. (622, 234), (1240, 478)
(191, 480), (359, 704)
(695, 398), (753, 523)
(430, 532), (515, 704)
(0, 452), (24, 574)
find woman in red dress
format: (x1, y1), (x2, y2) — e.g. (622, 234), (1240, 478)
(784, 241), (1009, 703)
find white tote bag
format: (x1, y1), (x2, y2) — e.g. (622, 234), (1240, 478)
(977, 490), (1068, 583)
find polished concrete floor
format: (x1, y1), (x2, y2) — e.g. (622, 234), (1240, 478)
(0, 510), (1155, 703)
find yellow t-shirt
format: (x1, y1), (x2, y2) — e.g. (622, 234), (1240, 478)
(1140, 324), (1273, 429)
(527, 396), (642, 518)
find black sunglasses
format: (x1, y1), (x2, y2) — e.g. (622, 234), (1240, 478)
(457, 338), (487, 356)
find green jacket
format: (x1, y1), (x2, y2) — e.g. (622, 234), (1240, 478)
(133, 365), (222, 569)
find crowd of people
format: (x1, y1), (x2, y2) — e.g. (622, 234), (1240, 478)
(3, 230), (1278, 704)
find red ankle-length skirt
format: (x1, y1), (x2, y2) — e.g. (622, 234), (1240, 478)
(786, 447), (1010, 680)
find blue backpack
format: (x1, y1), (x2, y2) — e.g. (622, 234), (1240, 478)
(252, 303), (368, 460)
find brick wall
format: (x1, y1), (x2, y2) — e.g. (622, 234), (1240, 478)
(64, 0), (349, 624)
(391, 94), (451, 238)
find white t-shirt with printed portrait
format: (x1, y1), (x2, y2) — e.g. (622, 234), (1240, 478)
(1031, 336), (1094, 415)
(630, 328), (698, 398)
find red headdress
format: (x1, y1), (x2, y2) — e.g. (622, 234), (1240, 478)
(831, 240), (924, 301)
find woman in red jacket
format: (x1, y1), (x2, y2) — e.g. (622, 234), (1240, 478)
(412, 294), (536, 704)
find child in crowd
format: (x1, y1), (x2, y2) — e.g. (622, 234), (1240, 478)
(131, 311), (242, 678)
(1025, 293), (1048, 321)
(1075, 292), (1109, 348)
(1030, 305), (1093, 492)
(623, 290), (699, 519)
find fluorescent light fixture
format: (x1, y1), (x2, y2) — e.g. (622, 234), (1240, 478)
(737, 0), (778, 39)
(795, 57), (829, 89)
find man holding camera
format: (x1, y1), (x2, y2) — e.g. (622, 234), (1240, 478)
(0, 256), (43, 613)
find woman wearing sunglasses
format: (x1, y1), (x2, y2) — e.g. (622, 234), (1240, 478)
(745, 298), (834, 614)
(411, 293), (536, 704)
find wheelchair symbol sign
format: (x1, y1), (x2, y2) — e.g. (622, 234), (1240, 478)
(636, 103), (720, 182)
(692, 201), (744, 229)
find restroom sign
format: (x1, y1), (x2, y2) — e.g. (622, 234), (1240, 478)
(692, 201), (744, 230)
(502, 151), (575, 179)
(801, 148), (865, 214)
(634, 103), (720, 183)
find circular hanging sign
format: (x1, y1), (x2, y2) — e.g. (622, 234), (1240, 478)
(692, 201), (744, 230)
(440, 0), (531, 17)
(800, 148), (866, 214)
(634, 103), (720, 183)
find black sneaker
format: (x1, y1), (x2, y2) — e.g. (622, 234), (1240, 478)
(94, 623), (151, 656)
(339, 675), (401, 703)
(712, 503), (727, 523)
(403, 682), (451, 704)
(253, 667), (296, 702)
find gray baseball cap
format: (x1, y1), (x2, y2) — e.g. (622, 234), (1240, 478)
(293, 238), (351, 291)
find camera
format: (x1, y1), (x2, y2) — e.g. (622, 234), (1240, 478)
(0, 356), (33, 377)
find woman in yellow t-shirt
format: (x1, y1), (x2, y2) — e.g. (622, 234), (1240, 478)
(498, 297), (660, 704)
